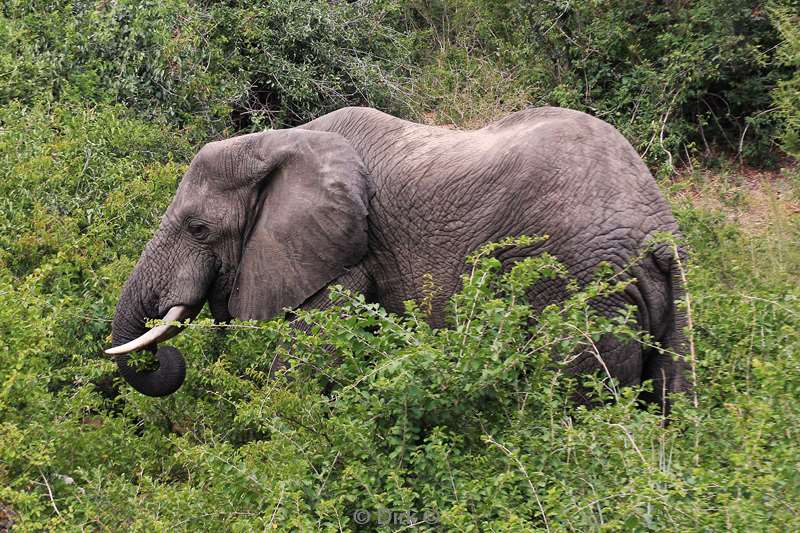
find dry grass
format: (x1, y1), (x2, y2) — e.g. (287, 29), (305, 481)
(670, 157), (800, 287)
(672, 159), (799, 235)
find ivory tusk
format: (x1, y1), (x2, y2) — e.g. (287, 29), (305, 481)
(105, 305), (196, 355)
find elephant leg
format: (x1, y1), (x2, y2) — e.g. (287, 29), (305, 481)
(639, 329), (691, 416)
(554, 288), (646, 406)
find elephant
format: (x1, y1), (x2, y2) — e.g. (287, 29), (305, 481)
(106, 106), (689, 409)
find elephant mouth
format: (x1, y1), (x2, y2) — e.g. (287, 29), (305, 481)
(105, 303), (202, 356)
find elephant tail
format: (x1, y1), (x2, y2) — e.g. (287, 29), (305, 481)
(639, 242), (693, 413)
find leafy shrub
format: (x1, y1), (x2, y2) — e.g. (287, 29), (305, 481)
(404, 0), (794, 171)
(0, 0), (239, 136)
(772, 4), (800, 158)
(0, 0), (413, 137)
(5, 0), (794, 169)
(211, 0), (415, 130)
(2, 208), (799, 529)
(0, 102), (188, 277)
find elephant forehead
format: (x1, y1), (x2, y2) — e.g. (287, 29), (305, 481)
(188, 137), (255, 185)
(176, 175), (212, 198)
(169, 173), (240, 222)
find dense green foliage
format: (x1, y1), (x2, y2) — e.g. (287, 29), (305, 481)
(404, 0), (798, 172)
(1, 0), (412, 137)
(1, 0), (799, 530)
(772, 4), (800, 157)
(3, 1), (797, 163)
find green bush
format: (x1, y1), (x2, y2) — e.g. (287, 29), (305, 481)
(0, 0), (413, 137)
(0, 102), (187, 277)
(1, 0), (238, 136)
(1, 221), (798, 529)
(209, 0), (415, 130)
(5, 0), (794, 168)
(403, 0), (794, 172)
(772, 4), (800, 158)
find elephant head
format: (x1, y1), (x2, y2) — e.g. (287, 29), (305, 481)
(106, 129), (372, 396)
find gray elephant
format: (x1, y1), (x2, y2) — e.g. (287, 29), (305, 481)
(106, 106), (688, 408)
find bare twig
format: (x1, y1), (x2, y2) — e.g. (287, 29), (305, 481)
(39, 470), (61, 518)
(485, 435), (551, 532)
(659, 106), (674, 172)
(740, 294), (798, 317)
(737, 107), (778, 166)
(671, 243), (699, 408)
(268, 484), (285, 529)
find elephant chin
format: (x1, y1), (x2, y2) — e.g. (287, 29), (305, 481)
(115, 345), (186, 397)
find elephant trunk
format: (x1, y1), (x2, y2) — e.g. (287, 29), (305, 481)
(109, 275), (190, 397)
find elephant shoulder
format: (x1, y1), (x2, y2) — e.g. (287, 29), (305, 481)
(481, 106), (576, 130)
(483, 107), (629, 147)
(483, 108), (645, 175)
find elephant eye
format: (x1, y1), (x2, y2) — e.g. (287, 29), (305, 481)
(187, 220), (210, 240)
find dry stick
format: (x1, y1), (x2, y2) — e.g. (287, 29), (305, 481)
(485, 436), (551, 533)
(697, 113), (711, 157)
(39, 470), (61, 518)
(171, 511), (257, 529)
(740, 294), (798, 317)
(671, 242), (699, 409)
(659, 106), (674, 171)
(684, 143), (694, 172)
(316, 452), (341, 499)
(737, 107), (779, 166)
(701, 96), (737, 151)
(563, 322), (619, 401)
(608, 423), (648, 466)
(268, 484), (285, 530)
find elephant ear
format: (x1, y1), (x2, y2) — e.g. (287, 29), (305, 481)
(228, 129), (372, 320)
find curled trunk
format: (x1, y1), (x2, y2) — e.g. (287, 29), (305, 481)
(110, 276), (188, 397)
(114, 346), (186, 397)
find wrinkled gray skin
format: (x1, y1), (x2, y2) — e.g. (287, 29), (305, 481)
(110, 106), (688, 407)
